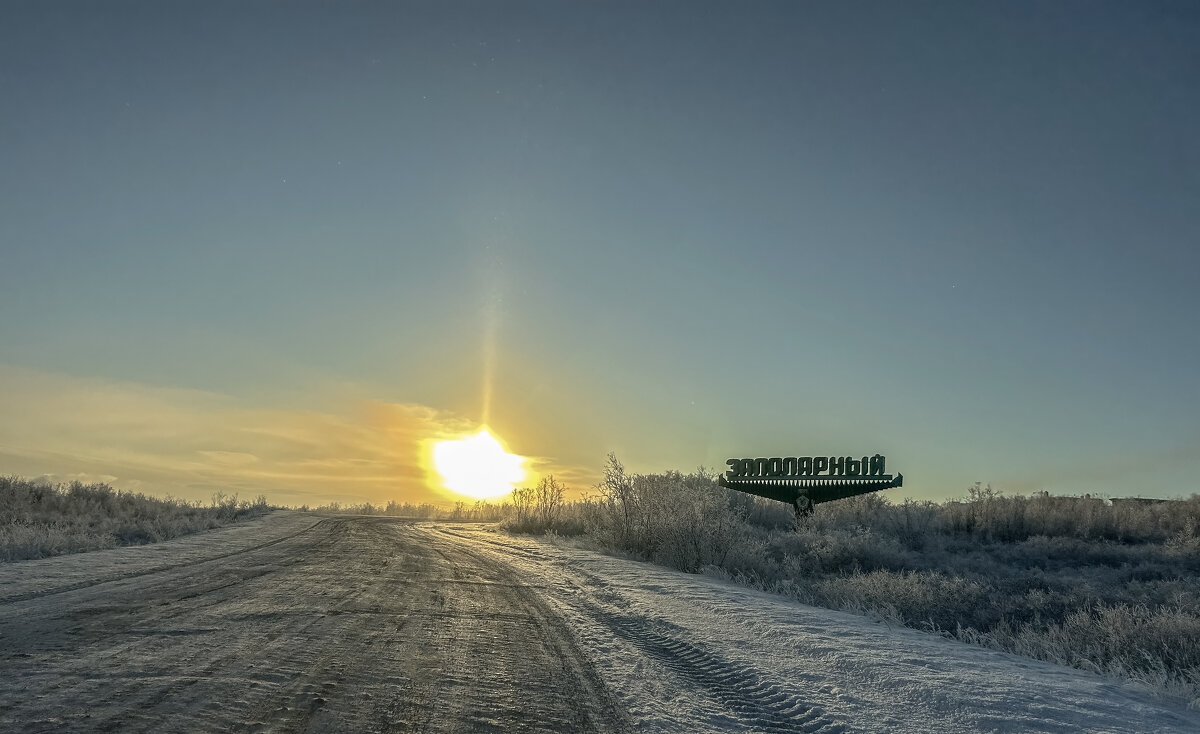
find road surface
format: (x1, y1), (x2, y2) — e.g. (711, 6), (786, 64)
(1, 513), (1194, 733)
(0, 515), (626, 733)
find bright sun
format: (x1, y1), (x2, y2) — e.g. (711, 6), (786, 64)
(432, 429), (526, 500)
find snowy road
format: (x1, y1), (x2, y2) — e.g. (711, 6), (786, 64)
(0, 513), (1194, 733)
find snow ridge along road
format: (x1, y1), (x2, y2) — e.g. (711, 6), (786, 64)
(0, 512), (1194, 733)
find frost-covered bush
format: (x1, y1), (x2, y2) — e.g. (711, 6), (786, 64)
(309, 499), (512, 522)
(940, 486), (1200, 543)
(0, 476), (272, 561)
(581, 455), (745, 572)
(806, 570), (994, 632)
(533, 459), (1200, 705)
(967, 603), (1200, 698)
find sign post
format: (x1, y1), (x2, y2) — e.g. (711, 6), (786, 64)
(718, 454), (903, 516)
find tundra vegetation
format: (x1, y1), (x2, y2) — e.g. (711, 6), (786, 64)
(301, 498), (511, 522)
(508, 455), (1200, 706)
(0, 476), (271, 561)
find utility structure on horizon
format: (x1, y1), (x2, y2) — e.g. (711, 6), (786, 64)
(718, 454), (903, 516)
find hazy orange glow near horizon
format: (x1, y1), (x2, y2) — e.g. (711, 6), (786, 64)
(431, 429), (528, 501)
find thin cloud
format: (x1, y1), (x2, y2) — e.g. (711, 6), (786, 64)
(0, 364), (588, 506)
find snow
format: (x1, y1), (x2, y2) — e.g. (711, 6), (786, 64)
(429, 523), (1198, 733)
(0, 512), (321, 604)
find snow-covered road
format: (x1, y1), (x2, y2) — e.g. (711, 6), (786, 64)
(0, 513), (1193, 733)
(429, 524), (1197, 734)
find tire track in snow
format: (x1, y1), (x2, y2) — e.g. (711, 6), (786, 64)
(414, 527), (634, 733)
(436, 527), (850, 734)
(592, 605), (847, 734)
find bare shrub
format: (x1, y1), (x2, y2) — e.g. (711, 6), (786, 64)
(504, 476), (576, 534)
(511, 486), (535, 527)
(535, 475), (565, 527)
(595, 453), (636, 545)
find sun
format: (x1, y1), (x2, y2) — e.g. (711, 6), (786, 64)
(432, 429), (526, 500)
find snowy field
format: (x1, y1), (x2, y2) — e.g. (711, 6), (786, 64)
(0, 512), (1194, 733)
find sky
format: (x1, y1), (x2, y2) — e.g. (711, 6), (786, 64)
(1, 1), (1197, 506)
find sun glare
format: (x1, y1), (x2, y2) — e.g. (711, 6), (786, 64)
(432, 429), (526, 500)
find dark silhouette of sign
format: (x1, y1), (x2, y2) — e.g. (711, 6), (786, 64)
(718, 454), (903, 516)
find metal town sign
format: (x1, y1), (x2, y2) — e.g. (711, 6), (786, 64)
(718, 454), (903, 515)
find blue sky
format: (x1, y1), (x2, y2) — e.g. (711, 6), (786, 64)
(1, 2), (1197, 504)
